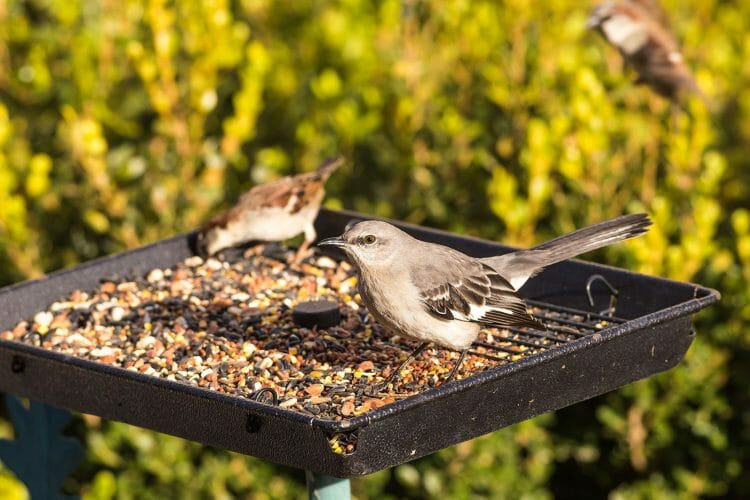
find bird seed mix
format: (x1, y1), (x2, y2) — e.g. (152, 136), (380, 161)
(1, 246), (607, 427)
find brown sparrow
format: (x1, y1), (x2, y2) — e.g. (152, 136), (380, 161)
(197, 156), (343, 263)
(588, 0), (702, 102)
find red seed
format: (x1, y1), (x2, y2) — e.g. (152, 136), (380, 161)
(340, 401), (355, 417)
(305, 384), (325, 397)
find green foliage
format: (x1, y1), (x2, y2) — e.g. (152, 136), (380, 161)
(76, 421), (305, 500)
(0, 0), (748, 497)
(0, 472), (27, 500)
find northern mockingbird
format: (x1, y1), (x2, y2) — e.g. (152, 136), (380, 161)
(197, 157), (343, 263)
(319, 213), (651, 390)
(588, 1), (702, 102)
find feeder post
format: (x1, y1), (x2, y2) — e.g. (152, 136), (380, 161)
(0, 395), (84, 499)
(306, 470), (351, 500)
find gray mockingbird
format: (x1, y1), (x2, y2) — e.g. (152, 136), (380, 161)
(319, 213), (651, 391)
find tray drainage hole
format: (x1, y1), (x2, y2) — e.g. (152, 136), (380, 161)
(246, 414), (263, 433)
(327, 430), (359, 455)
(11, 355), (25, 373)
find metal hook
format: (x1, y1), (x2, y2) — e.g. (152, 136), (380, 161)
(251, 387), (279, 406)
(585, 274), (619, 317)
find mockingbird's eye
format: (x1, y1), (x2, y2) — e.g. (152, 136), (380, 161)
(362, 234), (377, 245)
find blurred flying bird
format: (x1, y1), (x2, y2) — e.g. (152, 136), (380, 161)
(587, 0), (703, 102)
(197, 157), (343, 263)
(319, 214), (651, 390)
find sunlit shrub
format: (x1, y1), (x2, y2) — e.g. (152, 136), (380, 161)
(1, 0), (748, 497)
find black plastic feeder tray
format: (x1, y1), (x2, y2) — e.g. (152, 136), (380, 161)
(0, 209), (719, 477)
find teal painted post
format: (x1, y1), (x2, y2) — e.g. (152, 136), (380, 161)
(306, 471), (351, 500)
(1, 394), (353, 499)
(0, 395), (83, 500)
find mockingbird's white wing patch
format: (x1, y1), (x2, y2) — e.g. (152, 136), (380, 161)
(414, 259), (543, 331)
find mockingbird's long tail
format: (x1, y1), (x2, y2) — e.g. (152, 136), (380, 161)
(481, 213), (651, 290)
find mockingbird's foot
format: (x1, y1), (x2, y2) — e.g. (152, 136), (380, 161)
(365, 342), (429, 396)
(364, 382), (387, 398)
(442, 349), (468, 385)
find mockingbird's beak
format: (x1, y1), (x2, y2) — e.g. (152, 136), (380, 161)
(317, 236), (348, 248)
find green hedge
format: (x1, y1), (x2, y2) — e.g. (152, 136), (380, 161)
(1, 0), (748, 497)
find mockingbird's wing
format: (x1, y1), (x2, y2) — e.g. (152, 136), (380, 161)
(411, 247), (543, 331)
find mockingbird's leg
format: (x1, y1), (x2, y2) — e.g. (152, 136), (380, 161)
(369, 342), (428, 395)
(444, 349), (468, 384)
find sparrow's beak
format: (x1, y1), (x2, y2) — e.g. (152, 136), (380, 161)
(586, 5), (608, 29)
(586, 14), (601, 29)
(317, 236), (348, 248)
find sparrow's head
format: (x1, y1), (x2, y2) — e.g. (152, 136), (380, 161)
(194, 225), (221, 259)
(587, 2), (617, 30)
(317, 220), (408, 269)
(588, 1), (649, 56)
(586, 2), (612, 30)
(194, 230), (210, 258)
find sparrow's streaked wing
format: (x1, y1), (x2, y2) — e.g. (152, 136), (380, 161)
(234, 156), (344, 214)
(631, 0), (672, 32)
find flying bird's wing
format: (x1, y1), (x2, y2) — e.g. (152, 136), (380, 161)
(630, 26), (699, 98)
(630, 0), (672, 32)
(411, 246), (543, 331)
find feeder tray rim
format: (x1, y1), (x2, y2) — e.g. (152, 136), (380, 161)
(0, 209), (721, 434)
(0, 303), (709, 436)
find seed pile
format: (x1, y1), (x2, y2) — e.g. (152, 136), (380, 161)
(0, 245), (609, 426)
